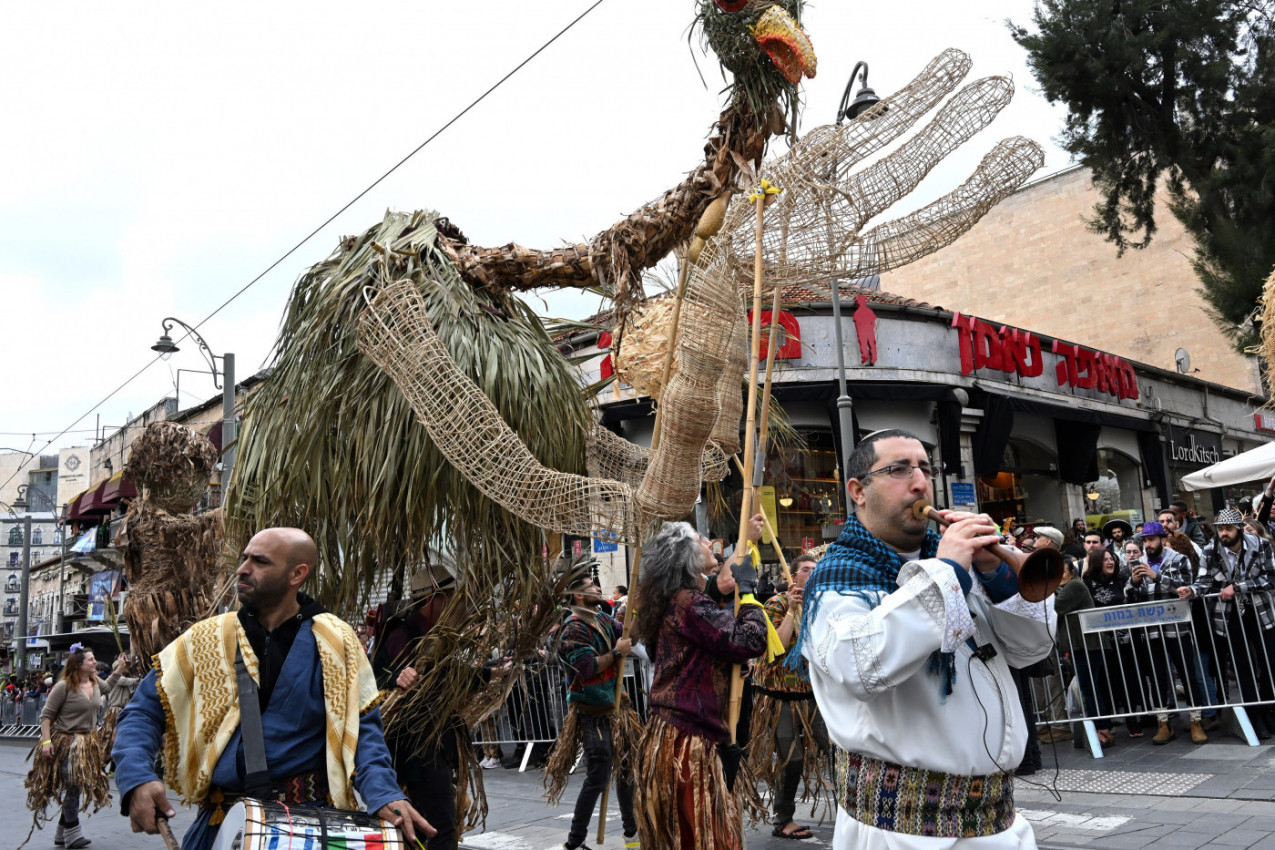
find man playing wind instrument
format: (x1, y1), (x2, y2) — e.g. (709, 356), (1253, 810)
(112, 527), (432, 850)
(795, 430), (1054, 849)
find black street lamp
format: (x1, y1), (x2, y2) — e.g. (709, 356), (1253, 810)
(826, 60), (885, 481)
(837, 61), (883, 125)
(151, 317), (237, 495)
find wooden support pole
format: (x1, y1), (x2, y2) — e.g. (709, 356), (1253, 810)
(724, 192), (769, 745)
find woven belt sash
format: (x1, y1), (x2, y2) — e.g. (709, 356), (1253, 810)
(836, 749), (1015, 839)
(204, 768), (331, 825)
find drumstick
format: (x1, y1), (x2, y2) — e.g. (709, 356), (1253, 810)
(156, 817), (179, 850)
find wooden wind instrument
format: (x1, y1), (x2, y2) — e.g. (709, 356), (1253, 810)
(911, 500), (1063, 603)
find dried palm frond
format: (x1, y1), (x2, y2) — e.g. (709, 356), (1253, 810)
(227, 211), (590, 618)
(21, 730), (111, 848)
(380, 550), (576, 761)
(117, 422), (230, 664)
(125, 420), (218, 513)
(691, 0), (808, 127)
(744, 694), (833, 824)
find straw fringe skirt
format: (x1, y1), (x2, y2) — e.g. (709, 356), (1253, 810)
(454, 731), (488, 834)
(21, 729), (111, 847)
(543, 702), (641, 805)
(635, 714), (751, 850)
(744, 692), (834, 823)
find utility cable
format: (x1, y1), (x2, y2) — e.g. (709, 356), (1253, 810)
(0, 0), (609, 494)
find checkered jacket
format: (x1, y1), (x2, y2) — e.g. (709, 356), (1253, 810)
(1123, 547), (1195, 638)
(1192, 533), (1275, 634)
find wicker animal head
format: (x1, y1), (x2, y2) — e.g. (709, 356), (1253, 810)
(125, 421), (218, 513)
(694, 0), (815, 122)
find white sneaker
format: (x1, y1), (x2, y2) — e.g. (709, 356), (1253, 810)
(481, 757), (499, 769)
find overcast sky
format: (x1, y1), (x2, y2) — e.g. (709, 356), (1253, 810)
(1, 0), (1071, 466)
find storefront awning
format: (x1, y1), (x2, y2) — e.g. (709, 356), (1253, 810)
(66, 473), (137, 521)
(1181, 441), (1275, 491)
(100, 471), (137, 503)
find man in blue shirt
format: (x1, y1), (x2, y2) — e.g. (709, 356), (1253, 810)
(113, 527), (431, 850)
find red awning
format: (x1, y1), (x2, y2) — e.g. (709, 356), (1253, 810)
(100, 472), (137, 503)
(66, 472), (136, 521)
(66, 487), (97, 522)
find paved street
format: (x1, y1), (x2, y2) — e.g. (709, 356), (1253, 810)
(7, 721), (1275, 850)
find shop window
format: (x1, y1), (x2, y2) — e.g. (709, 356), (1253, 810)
(768, 431), (847, 561)
(712, 430), (847, 573)
(1084, 449), (1143, 526)
(977, 440), (1059, 528)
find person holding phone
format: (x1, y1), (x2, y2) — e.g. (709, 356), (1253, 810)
(1124, 523), (1208, 744)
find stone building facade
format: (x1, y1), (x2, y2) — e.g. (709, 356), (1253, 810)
(881, 166), (1262, 396)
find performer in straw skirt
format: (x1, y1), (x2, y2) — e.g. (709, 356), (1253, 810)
(543, 568), (639, 850)
(631, 521), (768, 850)
(24, 643), (111, 849)
(745, 553), (832, 839)
(97, 654), (140, 758)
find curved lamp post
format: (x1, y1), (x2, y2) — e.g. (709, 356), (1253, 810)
(827, 61), (884, 481)
(151, 318), (236, 496)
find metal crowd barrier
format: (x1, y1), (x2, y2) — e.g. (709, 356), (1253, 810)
(1030, 589), (1275, 757)
(470, 663), (647, 771)
(0, 693), (46, 739)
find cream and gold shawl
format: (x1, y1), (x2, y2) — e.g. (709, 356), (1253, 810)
(154, 611), (380, 810)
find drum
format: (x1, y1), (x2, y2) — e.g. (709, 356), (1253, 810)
(210, 799), (405, 850)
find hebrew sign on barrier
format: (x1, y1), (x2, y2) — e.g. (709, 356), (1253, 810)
(1077, 601), (1192, 633)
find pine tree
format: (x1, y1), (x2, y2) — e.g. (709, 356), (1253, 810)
(1011, 0), (1275, 351)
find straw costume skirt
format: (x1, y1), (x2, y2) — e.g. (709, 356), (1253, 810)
(635, 714), (759, 850)
(22, 729), (111, 844)
(543, 701), (641, 804)
(744, 691), (833, 823)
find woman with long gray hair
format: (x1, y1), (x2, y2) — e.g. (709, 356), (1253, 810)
(631, 521), (768, 850)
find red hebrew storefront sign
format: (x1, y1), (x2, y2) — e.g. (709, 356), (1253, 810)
(950, 313), (1138, 400)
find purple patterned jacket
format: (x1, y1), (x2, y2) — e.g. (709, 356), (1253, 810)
(649, 587), (767, 743)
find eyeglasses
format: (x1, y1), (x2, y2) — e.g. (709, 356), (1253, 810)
(862, 462), (935, 481)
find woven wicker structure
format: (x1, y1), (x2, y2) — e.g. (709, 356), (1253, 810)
(1260, 266), (1275, 386)
(358, 48), (1044, 547)
(708, 49), (1045, 296)
(357, 220), (747, 540)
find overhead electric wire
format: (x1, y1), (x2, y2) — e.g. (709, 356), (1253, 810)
(0, 0), (609, 495)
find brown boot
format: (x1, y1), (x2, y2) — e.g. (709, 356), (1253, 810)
(1190, 719), (1208, 744)
(1153, 720), (1176, 745)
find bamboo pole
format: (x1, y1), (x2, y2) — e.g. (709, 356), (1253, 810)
(724, 190), (770, 745)
(595, 544), (640, 846)
(731, 455), (792, 586)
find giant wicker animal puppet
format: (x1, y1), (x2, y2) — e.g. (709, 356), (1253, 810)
(227, 0), (1044, 834)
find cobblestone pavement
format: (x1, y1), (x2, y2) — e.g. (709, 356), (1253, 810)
(7, 718), (1275, 850)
